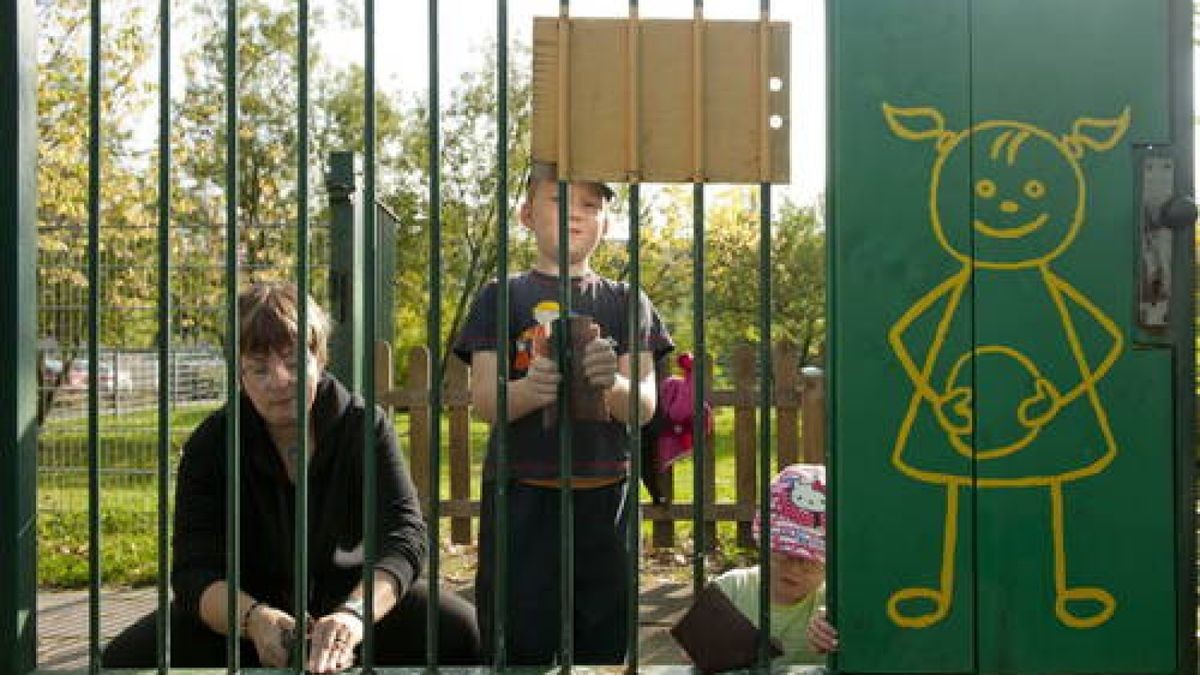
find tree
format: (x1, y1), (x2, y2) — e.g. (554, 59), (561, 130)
(383, 45), (536, 377)
(702, 190), (826, 367)
(36, 0), (158, 420)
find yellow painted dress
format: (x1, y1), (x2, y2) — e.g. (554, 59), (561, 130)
(893, 265), (1118, 487)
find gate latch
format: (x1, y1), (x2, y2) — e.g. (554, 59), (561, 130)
(1136, 155), (1195, 330)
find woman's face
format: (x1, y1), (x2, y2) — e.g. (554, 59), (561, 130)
(770, 551), (824, 605)
(240, 348), (320, 430)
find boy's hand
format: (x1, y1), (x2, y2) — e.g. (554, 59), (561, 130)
(525, 356), (562, 407)
(582, 329), (618, 390)
(806, 608), (839, 654)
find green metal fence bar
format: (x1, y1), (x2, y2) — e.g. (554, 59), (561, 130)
(691, 0), (707, 600)
(86, 0), (102, 669)
(1170, 0), (1197, 669)
(757, 179), (773, 669)
(0, 0), (38, 670)
(624, 179), (643, 669)
(692, 179), (707, 595)
(426, 0), (443, 666)
(293, 0), (312, 667)
(223, 0), (242, 668)
(361, 0), (379, 667)
(556, 8), (574, 671)
(155, 0), (173, 668)
(493, 0), (511, 668)
(554, 8), (575, 671)
(756, 5), (774, 663)
(554, 176), (575, 670)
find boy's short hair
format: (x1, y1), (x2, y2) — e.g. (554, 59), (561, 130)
(753, 463), (827, 563)
(527, 161), (615, 202)
(237, 282), (330, 366)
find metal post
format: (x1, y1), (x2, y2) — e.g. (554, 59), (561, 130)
(292, 0), (312, 666)
(691, 0), (708, 597)
(223, 0), (242, 668)
(756, 7), (773, 667)
(155, 0), (173, 667)
(426, 0), (443, 665)
(361, 0), (379, 666)
(327, 151), (363, 392)
(1169, 0), (1196, 671)
(493, 1), (511, 668)
(86, 0), (103, 667)
(0, 0), (38, 671)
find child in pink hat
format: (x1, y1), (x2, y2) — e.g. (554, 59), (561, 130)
(705, 464), (839, 666)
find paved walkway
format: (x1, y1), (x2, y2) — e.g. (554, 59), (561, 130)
(36, 579), (693, 670)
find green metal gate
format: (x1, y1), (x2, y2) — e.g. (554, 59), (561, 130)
(0, 0), (785, 672)
(830, 1), (1195, 673)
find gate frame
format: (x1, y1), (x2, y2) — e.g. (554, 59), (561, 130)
(1168, 0), (1196, 671)
(0, 0), (39, 670)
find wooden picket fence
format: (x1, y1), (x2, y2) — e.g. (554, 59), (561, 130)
(374, 341), (826, 549)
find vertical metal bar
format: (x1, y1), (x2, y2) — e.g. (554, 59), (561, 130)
(494, 0), (511, 668)
(624, 186), (642, 669)
(223, 0), (242, 668)
(293, 0), (311, 667)
(155, 0), (172, 669)
(86, 0), (102, 669)
(756, 2), (773, 667)
(822, 1), (837, 666)
(1169, 0), (1196, 669)
(690, 0), (707, 601)
(361, 0), (379, 667)
(0, 0), (38, 670)
(555, 178), (575, 671)
(555, 6), (574, 671)
(623, 2), (642, 668)
(426, 0), (443, 665)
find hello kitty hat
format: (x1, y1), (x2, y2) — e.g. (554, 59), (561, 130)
(752, 463), (826, 563)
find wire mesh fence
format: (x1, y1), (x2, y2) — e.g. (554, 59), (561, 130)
(36, 221), (332, 587)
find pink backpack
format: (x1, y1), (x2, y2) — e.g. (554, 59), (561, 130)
(655, 352), (714, 471)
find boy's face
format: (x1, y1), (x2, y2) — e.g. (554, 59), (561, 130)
(770, 551), (824, 605)
(520, 178), (609, 271)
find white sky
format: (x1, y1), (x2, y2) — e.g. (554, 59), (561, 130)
(318, 0), (827, 208)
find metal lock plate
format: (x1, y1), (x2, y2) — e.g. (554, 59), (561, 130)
(1136, 155), (1174, 330)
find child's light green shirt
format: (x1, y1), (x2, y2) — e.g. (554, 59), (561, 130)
(711, 566), (826, 666)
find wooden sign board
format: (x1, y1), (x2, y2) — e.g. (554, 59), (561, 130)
(532, 17), (791, 184)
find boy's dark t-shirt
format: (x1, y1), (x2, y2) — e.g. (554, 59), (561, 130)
(454, 270), (674, 480)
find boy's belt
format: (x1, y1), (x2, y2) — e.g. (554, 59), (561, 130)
(518, 475), (624, 489)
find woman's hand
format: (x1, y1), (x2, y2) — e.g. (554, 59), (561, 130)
(305, 610), (364, 673)
(245, 604), (296, 668)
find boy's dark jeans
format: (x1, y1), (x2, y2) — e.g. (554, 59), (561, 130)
(477, 478), (630, 665)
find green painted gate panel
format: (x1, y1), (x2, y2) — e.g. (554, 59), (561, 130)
(830, 1), (1185, 673)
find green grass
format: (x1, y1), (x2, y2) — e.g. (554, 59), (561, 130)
(38, 407), (785, 588)
(39, 485), (166, 588)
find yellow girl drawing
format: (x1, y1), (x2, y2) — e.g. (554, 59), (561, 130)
(883, 103), (1130, 630)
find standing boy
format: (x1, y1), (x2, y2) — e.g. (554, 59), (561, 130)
(454, 162), (673, 664)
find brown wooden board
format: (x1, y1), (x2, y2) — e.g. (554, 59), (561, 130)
(532, 17), (790, 184)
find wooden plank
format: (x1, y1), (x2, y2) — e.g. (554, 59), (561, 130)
(650, 466), (676, 549)
(774, 341), (800, 467)
(800, 367), (825, 464)
(435, 499), (756, 522)
(406, 346), (431, 517)
(446, 358), (472, 544)
(532, 18), (790, 184)
(732, 345), (757, 547)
